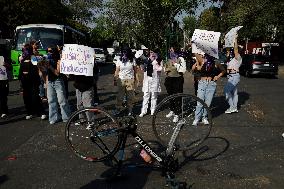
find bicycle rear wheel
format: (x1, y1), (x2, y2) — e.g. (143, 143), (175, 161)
(65, 107), (121, 162)
(152, 93), (212, 151)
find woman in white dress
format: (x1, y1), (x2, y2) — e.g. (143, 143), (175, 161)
(139, 50), (163, 117)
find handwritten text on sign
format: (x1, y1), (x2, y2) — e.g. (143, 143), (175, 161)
(191, 29), (221, 58)
(60, 44), (94, 76)
(224, 26), (243, 48)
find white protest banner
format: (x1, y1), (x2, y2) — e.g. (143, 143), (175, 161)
(191, 29), (221, 58)
(191, 43), (205, 55)
(224, 26), (243, 47)
(60, 44), (94, 76)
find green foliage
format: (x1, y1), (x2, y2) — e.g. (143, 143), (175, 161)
(104, 0), (207, 50)
(198, 7), (221, 31)
(220, 0), (284, 42)
(0, 0), (71, 38)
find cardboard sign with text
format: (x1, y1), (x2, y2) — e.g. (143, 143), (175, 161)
(224, 26), (243, 48)
(191, 29), (221, 58)
(60, 44), (94, 76)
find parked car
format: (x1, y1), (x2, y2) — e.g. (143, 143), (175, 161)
(94, 48), (106, 64)
(239, 54), (278, 77)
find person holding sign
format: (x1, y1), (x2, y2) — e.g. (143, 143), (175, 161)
(192, 53), (225, 126)
(224, 36), (242, 114)
(113, 48), (138, 116)
(45, 46), (70, 124)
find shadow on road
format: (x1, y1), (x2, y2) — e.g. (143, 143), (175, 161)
(0, 175), (9, 185)
(211, 91), (250, 118)
(180, 136), (230, 167)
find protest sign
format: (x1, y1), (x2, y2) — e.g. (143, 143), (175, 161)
(60, 44), (95, 76)
(191, 29), (221, 58)
(224, 26), (243, 47)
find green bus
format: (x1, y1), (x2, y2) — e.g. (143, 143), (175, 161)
(11, 24), (86, 79)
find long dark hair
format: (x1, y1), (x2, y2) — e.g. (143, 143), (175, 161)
(120, 47), (134, 62)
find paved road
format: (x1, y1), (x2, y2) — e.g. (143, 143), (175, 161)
(0, 64), (284, 189)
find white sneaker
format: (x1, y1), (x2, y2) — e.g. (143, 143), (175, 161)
(166, 111), (174, 118)
(192, 119), (199, 126)
(26, 115), (33, 120)
(41, 115), (47, 120)
(151, 111), (154, 116)
(1, 114), (7, 118)
(225, 108), (238, 114)
(202, 118), (209, 125)
(225, 108), (232, 114)
(139, 113), (146, 117)
(173, 115), (179, 123)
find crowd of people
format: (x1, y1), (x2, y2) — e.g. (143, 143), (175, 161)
(0, 36), (242, 126)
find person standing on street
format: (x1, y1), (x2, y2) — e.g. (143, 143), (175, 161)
(18, 44), (46, 120)
(113, 48), (138, 116)
(139, 49), (163, 117)
(192, 53), (225, 126)
(0, 56), (10, 118)
(224, 36), (242, 114)
(45, 46), (70, 124)
(164, 47), (185, 123)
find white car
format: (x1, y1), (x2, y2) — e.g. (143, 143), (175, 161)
(94, 48), (106, 64)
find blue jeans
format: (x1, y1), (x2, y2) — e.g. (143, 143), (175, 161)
(224, 74), (240, 110)
(195, 80), (217, 121)
(47, 79), (70, 123)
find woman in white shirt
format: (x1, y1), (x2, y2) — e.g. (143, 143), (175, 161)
(113, 48), (138, 116)
(139, 50), (163, 117)
(224, 37), (242, 114)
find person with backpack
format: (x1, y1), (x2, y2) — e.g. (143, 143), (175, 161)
(139, 49), (163, 117)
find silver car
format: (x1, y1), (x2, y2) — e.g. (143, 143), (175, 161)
(94, 48), (106, 64)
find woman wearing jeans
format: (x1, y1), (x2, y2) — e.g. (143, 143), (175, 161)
(224, 37), (242, 114)
(192, 53), (225, 126)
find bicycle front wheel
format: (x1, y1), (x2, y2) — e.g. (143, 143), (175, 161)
(152, 93), (212, 151)
(65, 107), (121, 162)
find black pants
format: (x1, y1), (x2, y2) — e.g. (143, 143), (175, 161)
(0, 80), (9, 115)
(21, 77), (44, 116)
(164, 76), (184, 115)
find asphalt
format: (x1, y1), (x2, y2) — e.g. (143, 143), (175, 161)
(0, 64), (284, 189)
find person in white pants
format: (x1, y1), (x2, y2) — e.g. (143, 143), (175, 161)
(139, 50), (163, 117)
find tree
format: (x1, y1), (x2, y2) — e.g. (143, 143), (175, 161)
(0, 0), (71, 38)
(103, 0), (212, 50)
(198, 7), (221, 32)
(219, 0), (284, 42)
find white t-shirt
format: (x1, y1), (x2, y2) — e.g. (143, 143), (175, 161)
(117, 59), (136, 80)
(0, 65), (8, 80)
(227, 55), (242, 71)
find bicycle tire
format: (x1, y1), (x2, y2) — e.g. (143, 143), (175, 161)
(152, 93), (212, 151)
(65, 107), (122, 162)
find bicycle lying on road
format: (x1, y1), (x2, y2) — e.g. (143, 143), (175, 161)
(65, 94), (212, 189)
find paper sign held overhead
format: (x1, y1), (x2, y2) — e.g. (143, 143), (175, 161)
(224, 26), (243, 48)
(191, 29), (221, 58)
(60, 44), (95, 76)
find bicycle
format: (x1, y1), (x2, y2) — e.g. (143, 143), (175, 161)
(65, 93), (212, 189)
